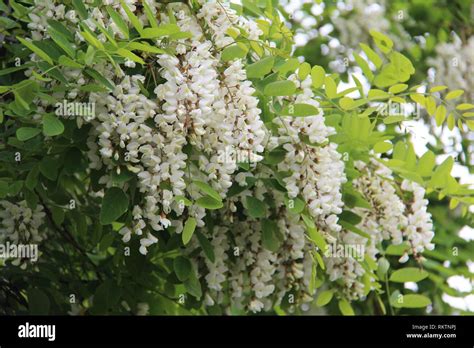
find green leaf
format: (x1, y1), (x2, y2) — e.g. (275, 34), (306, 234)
(16, 127), (41, 141)
(298, 62), (311, 80)
(182, 217), (197, 245)
(425, 96), (436, 116)
(429, 85), (447, 93)
(50, 206), (65, 226)
(84, 68), (114, 91)
(106, 6), (129, 39)
(120, 0), (143, 34)
(99, 233), (114, 251)
(279, 103), (320, 117)
(246, 56), (274, 78)
(196, 230), (215, 263)
(284, 196), (305, 214)
(221, 43), (248, 61)
(368, 89), (390, 100)
(9, 0), (28, 18)
(359, 43), (382, 68)
(72, 0), (88, 20)
(18, 38), (53, 65)
(389, 84), (408, 94)
(261, 219), (283, 252)
(8, 181), (23, 197)
(316, 290), (334, 307)
(339, 97), (354, 110)
(353, 53), (374, 82)
(196, 196), (223, 210)
(456, 103), (474, 111)
(340, 221), (370, 239)
(242, 0), (263, 16)
(116, 48), (145, 65)
(174, 195), (192, 207)
(466, 120), (474, 131)
(246, 196), (266, 218)
(417, 150), (436, 177)
(430, 156), (454, 187)
(385, 243), (410, 256)
(311, 65), (325, 88)
(47, 19), (74, 41)
(28, 288), (50, 315)
(445, 89), (464, 100)
(374, 65), (402, 88)
(39, 157), (59, 181)
(383, 115), (405, 124)
(390, 52), (415, 76)
(81, 28), (104, 50)
(435, 105), (447, 126)
(324, 76), (337, 98)
(127, 42), (165, 54)
(397, 294), (431, 308)
(306, 225), (327, 251)
(338, 299), (355, 315)
(141, 24), (181, 39)
(25, 166), (40, 190)
(193, 181), (222, 202)
(377, 257), (390, 278)
(340, 210), (362, 225)
(174, 256), (192, 281)
(94, 20), (118, 47)
(184, 272), (202, 299)
(48, 27), (75, 58)
(43, 114), (64, 137)
(389, 267), (429, 283)
(264, 80), (296, 96)
(369, 30), (393, 53)
(58, 55), (83, 68)
(447, 113), (455, 131)
(143, 0), (158, 27)
(409, 93), (425, 106)
(373, 141), (393, 153)
(100, 187), (129, 225)
(275, 58), (299, 76)
(12, 80), (38, 109)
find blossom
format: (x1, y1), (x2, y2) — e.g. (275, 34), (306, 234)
(0, 200), (46, 267)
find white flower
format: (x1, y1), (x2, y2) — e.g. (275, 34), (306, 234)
(136, 302), (149, 316)
(124, 59), (136, 68)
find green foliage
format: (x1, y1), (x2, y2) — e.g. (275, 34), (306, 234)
(0, 0), (472, 317)
(100, 188), (129, 225)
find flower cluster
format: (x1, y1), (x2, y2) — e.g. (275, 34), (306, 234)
(83, 1), (267, 254)
(0, 201), (46, 245)
(400, 179), (435, 261)
(270, 73), (347, 234)
(428, 35), (474, 102)
(193, 196), (316, 313)
(324, 159), (435, 299)
(0, 200), (46, 267)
